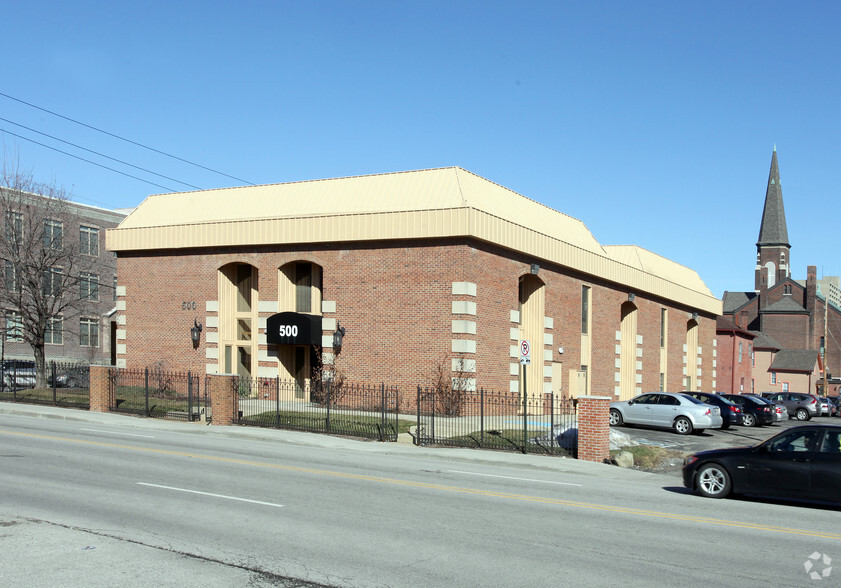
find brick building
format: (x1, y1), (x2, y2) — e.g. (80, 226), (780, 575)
(2, 189), (126, 366)
(107, 167), (721, 402)
(722, 149), (841, 395)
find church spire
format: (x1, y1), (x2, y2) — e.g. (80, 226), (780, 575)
(755, 148), (791, 293)
(757, 149), (790, 248)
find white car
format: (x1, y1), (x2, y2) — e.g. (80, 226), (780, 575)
(1, 360), (36, 390)
(610, 392), (723, 435)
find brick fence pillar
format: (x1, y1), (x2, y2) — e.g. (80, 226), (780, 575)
(577, 395), (611, 463)
(89, 365), (114, 413)
(208, 374), (238, 426)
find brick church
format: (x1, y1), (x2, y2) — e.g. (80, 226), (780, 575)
(722, 149), (841, 396)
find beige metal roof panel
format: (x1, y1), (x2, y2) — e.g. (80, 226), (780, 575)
(108, 167), (722, 315)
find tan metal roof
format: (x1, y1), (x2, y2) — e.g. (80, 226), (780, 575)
(108, 167), (721, 314)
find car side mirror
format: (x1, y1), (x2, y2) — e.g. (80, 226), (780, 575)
(627, 400), (634, 406)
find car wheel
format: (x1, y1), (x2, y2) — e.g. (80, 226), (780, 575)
(796, 408), (810, 421)
(609, 409), (623, 426)
(674, 416), (693, 435)
(742, 414), (756, 427)
(696, 463), (732, 499)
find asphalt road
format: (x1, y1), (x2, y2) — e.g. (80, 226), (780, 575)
(2, 404), (840, 587)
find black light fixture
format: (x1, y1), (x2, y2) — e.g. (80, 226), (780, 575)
(628, 293), (635, 302)
(333, 322), (346, 351)
(190, 319), (203, 349)
(530, 263), (540, 275)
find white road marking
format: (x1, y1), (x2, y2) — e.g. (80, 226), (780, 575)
(447, 470), (583, 487)
(82, 428), (155, 438)
(137, 482), (285, 507)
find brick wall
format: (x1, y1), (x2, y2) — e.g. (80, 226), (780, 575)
(116, 238), (718, 407)
(576, 396), (610, 462)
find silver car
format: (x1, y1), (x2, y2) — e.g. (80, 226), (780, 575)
(609, 392), (723, 435)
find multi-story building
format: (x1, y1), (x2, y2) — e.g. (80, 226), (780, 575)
(107, 167), (721, 404)
(1, 189), (127, 366)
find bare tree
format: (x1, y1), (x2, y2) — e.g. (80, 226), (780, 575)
(0, 161), (96, 387)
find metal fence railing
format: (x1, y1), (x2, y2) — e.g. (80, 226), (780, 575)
(414, 387), (578, 456)
(0, 361), (91, 409)
(110, 368), (208, 422)
(235, 377), (400, 441)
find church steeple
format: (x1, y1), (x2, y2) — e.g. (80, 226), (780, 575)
(755, 147), (791, 292)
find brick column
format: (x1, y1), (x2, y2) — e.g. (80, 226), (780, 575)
(208, 374), (238, 426)
(89, 365), (114, 412)
(577, 395), (610, 463)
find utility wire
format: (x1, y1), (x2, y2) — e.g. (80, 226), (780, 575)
(0, 117), (202, 190)
(0, 128), (177, 192)
(0, 91), (255, 186)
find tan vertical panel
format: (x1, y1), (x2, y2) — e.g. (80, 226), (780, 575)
(686, 320), (699, 390)
(660, 309), (669, 392)
(279, 263), (295, 312)
(519, 275), (545, 404)
(620, 302), (638, 401)
(551, 362), (564, 395)
(312, 264), (323, 315)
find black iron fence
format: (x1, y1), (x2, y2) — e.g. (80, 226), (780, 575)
(414, 387), (578, 456)
(110, 368), (209, 422)
(235, 377), (401, 441)
(0, 361), (91, 409)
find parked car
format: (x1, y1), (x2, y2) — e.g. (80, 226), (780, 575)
(761, 392), (820, 421)
(683, 424), (841, 503)
(609, 392), (723, 435)
(0, 360), (36, 390)
(818, 397), (837, 417)
(681, 391), (742, 429)
(719, 394), (775, 427)
(743, 394), (788, 422)
(827, 397), (841, 418)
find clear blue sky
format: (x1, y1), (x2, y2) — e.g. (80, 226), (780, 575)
(2, 1), (839, 300)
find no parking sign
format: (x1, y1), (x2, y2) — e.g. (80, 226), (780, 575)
(519, 340), (531, 365)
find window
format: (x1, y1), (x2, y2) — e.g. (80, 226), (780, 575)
(660, 308), (666, 348)
(659, 373), (664, 392)
(738, 342), (743, 363)
(770, 372), (777, 385)
(782, 382), (789, 393)
(43, 267), (62, 297)
(113, 276), (118, 302)
(581, 286), (590, 335)
(295, 263), (311, 313)
(750, 344), (754, 367)
(767, 429), (818, 453)
(80, 226), (99, 256)
(43, 219), (63, 250)
(4, 262), (18, 292)
(45, 316), (63, 345)
(5, 211), (22, 244)
(751, 379), (755, 394)
(80, 272), (99, 301)
(5, 311), (23, 341)
(80, 318), (99, 347)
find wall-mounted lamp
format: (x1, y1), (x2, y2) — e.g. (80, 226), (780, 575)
(530, 264), (540, 275)
(628, 293), (635, 302)
(333, 322), (346, 352)
(558, 347), (564, 354)
(691, 312), (698, 321)
(190, 319), (203, 349)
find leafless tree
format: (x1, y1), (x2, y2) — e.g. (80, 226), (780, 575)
(0, 161), (97, 387)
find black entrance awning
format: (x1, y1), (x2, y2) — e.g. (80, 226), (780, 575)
(265, 312), (322, 346)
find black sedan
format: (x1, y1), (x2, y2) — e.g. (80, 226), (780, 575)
(681, 391), (742, 429)
(683, 425), (841, 503)
(720, 393), (774, 427)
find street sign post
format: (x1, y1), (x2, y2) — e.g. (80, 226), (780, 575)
(519, 340), (531, 365)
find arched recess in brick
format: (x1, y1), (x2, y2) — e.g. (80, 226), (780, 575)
(619, 301), (638, 400)
(685, 318), (699, 390)
(277, 261), (323, 395)
(519, 274), (544, 404)
(218, 262), (258, 382)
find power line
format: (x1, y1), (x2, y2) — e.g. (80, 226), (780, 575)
(0, 117), (202, 190)
(0, 91), (255, 186)
(0, 128), (177, 192)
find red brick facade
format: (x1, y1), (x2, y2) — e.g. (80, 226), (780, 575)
(115, 238), (718, 403)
